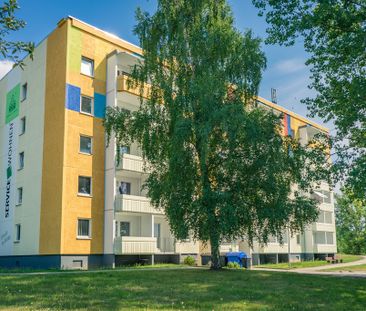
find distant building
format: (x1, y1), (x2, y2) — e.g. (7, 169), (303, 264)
(0, 17), (336, 269)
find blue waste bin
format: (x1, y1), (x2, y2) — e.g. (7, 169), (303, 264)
(226, 252), (247, 268)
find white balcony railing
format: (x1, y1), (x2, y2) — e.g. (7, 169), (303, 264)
(114, 194), (163, 214)
(156, 237), (175, 253)
(114, 236), (157, 254)
(116, 153), (144, 173)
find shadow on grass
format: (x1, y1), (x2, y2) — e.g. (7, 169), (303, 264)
(0, 269), (365, 310)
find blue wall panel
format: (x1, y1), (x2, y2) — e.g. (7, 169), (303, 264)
(94, 92), (106, 119)
(66, 84), (81, 112)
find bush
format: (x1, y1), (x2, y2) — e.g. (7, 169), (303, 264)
(227, 261), (241, 269)
(183, 256), (196, 266)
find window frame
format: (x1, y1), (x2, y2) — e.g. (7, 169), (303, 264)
(18, 152), (24, 170)
(77, 218), (92, 239)
(80, 56), (94, 77)
(120, 221), (130, 237)
(80, 95), (94, 116)
(313, 231), (334, 245)
(78, 176), (92, 197)
(15, 224), (21, 242)
(19, 117), (26, 136)
(16, 187), (23, 206)
(21, 83), (27, 101)
(79, 135), (93, 155)
(118, 181), (131, 195)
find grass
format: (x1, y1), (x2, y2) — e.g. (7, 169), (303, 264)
(0, 268), (366, 310)
(257, 260), (328, 270)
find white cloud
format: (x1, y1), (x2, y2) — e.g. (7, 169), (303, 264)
(274, 58), (307, 74)
(0, 60), (14, 80)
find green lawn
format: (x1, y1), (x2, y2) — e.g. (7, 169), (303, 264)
(257, 260), (328, 270)
(0, 268), (365, 310)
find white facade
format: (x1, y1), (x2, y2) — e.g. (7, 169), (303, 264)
(105, 52), (200, 263)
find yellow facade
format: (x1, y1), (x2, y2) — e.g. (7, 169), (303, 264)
(39, 19), (68, 254)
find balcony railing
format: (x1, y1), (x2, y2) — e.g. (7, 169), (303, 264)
(115, 194), (163, 214)
(116, 153), (144, 173)
(114, 236), (157, 254)
(156, 237), (175, 253)
(116, 74), (150, 98)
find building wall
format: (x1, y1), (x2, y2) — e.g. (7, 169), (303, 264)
(60, 18), (142, 255)
(39, 20), (68, 254)
(0, 39), (47, 256)
(13, 40), (48, 255)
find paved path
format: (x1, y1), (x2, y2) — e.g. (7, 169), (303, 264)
(253, 256), (366, 278)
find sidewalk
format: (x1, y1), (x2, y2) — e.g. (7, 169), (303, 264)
(253, 256), (366, 278)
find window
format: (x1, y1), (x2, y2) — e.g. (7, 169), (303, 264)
(77, 219), (91, 238)
(80, 95), (93, 115)
(21, 83), (27, 101)
(78, 176), (91, 196)
(81, 57), (94, 76)
(18, 152), (24, 170)
(326, 232), (334, 244)
(120, 146), (130, 154)
(311, 190), (332, 204)
(317, 211), (333, 224)
(120, 222), (130, 236)
(80, 135), (92, 154)
(15, 224), (21, 242)
(296, 234), (301, 245)
(118, 181), (131, 195)
(20, 117), (26, 135)
(324, 211), (332, 224)
(314, 231), (334, 245)
(16, 187), (23, 205)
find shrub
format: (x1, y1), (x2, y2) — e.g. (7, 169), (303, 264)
(183, 256), (196, 266)
(227, 261), (241, 269)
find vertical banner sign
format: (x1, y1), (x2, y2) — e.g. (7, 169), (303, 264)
(0, 84), (19, 256)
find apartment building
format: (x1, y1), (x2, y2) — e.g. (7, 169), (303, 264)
(0, 17), (337, 269)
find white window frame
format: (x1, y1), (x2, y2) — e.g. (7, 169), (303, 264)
(16, 187), (23, 206)
(19, 117), (26, 136)
(15, 224), (21, 242)
(79, 135), (93, 155)
(81, 56), (94, 77)
(78, 176), (92, 197)
(18, 152), (24, 170)
(21, 83), (27, 101)
(313, 231), (334, 245)
(77, 218), (92, 239)
(80, 95), (94, 116)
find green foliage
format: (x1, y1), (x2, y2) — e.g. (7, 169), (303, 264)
(0, 0), (34, 65)
(105, 0), (330, 269)
(252, 0), (366, 198)
(227, 261), (241, 269)
(336, 191), (366, 255)
(183, 256), (196, 266)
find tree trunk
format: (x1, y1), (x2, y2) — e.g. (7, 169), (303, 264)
(210, 231), (221, 270)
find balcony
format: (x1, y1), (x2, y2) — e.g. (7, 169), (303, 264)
(114, 236), (157, 254)
(116, 153), (144, 173)
(157, 237), (175, 253)
(115, 194), (163, 214)
(116, 74), (150, 99)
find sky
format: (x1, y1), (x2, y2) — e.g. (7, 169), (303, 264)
(0, 0), (329, 128)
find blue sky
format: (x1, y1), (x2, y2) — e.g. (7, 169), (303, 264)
(1, 0), (328, 127)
